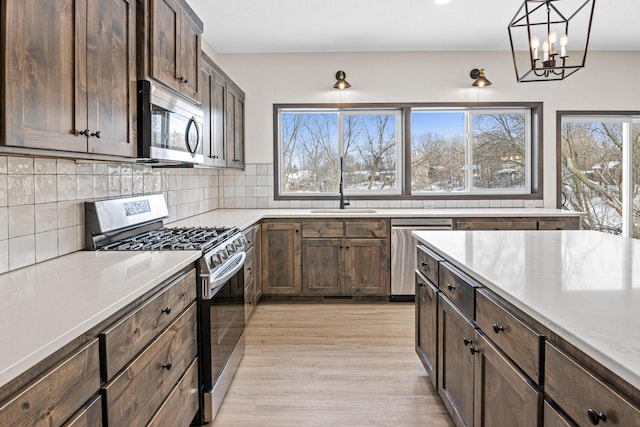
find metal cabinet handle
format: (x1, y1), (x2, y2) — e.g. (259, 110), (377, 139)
(447, 284), (456, 291)
(586, 409), (607, 425)
(79, 129), (91, 136)
(469, 347), (480, 355)
(161, 362), (172, 371)
(492, 324), (504, 334)
(90, 130), (101, 138)
(161, 306), (171, 315)
(463, 338), (473, 346)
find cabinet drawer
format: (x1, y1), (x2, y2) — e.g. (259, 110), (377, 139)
(545, 342), (640, 426)
(62, 395), (102, 427)
(476, 290), (543, 384)
(100, 269), (196, 380)
(455, 218), (538, 230)
(0, 339), (100, 427)
(345, 220), (388, 238)
(537, 218), (580, 230)
(302, 221), (343, 238)
(148, 357), (199, 427)
(439, 262), (479, 319)
(417, 244), (442, 285)
(102, 303), (198, 427)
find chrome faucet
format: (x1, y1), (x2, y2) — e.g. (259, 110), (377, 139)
(339, 156), (350, 209)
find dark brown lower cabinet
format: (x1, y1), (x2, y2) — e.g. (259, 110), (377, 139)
(301, 237), (389, 296)
(438, 294), (542, 427)
(302, 238), (342, 294)
(416, 271), (438, 388)
(438, 294), (476, 427)
(62, 396), (103, 427)
(473, 332), (541, 427)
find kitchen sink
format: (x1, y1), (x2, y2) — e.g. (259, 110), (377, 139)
(309, 209), (378, 214)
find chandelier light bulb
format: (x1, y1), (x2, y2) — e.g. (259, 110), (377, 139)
(542, 40), (549, 61)
(531, 36), (540, 60)
(560, 33), (569, 57)
(548, 30), (557, 54)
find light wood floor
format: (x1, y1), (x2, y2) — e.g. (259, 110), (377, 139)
(212, 302), (455, 427)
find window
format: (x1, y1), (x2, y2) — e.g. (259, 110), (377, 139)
(411, 109), (531, 194)
(278, 108), (402, 195)
(274, 103), (542, 200)
(559, 112), (640, 238)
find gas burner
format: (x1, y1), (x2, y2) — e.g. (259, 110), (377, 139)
(98, 226), (239, 252)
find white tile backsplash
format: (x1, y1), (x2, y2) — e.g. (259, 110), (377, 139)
(0, 155), (220, 271)
(8, 205), (34, 238)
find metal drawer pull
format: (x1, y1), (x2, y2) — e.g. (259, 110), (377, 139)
(492, 324), (504, 334)
(469, 347), (480, 355)
(161, 362), (172, 371)
(161, 306), (171, 315)
(586, 409), (607, 425)
(463, 338), (473, 346)
(447, 284), (456, 291)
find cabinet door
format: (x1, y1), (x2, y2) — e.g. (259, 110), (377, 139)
(178, 8), (201, 100)
(416, 272), (438, 388)
(150, 0), (180, 92)
(3, 0), (88, 152)
(473, 332), (542, 427)
(87, 0), (136, 157)
(211, 72), (227, 165)
(343, 238), (390, 295)
(261, 221), (302, 294)
(200, 64), (213, 162)
(438, 294), (476, 427)
(226, 85), (245, 168)
(302, 239), (342, 294)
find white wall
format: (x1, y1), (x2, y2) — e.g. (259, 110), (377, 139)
(214, 50), (640, 207)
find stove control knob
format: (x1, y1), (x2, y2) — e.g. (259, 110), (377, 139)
(219, 250), (228, 261)
(209, 253), (221, 267)
(226, 243), (236, 253)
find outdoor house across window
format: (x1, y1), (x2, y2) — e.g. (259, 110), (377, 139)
(274, 103), (542, 200)
(558, 111), (640, 238)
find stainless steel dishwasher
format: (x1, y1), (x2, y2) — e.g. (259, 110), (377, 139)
(390, 218), (452, 301)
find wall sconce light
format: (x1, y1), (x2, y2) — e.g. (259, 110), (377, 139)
(470, 68), (492, 87)
(333, 70), (351, 90)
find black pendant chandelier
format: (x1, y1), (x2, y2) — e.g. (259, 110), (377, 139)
(508, 0), (596, 82)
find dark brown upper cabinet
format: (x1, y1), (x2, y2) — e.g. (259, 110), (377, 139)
(225, 82), (245, 169)
(148, 0), (202, 101)
(200, 52), (245, 169)
(2, 0), (137, 157)
(201, 53), (228, 168)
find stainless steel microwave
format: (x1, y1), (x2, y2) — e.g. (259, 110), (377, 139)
(137, 80), (204, 165)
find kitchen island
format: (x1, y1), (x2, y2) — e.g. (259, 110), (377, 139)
(413, 229), (640, 426)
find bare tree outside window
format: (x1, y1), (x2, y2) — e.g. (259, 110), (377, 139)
(280, 110), (400, 194)
(472, 113), (527, 190)
(411, 111), (529, 193)
(561, 118), (640, 238)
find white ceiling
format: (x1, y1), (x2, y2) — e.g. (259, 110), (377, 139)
(186, 0), (640, 54)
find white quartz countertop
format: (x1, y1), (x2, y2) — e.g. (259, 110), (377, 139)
(169, 208), (580, 230)
(413, 230), (640, 391)
(0, 250), (200, 389)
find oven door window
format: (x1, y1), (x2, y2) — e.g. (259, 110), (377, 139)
(201, 269), (245, 387)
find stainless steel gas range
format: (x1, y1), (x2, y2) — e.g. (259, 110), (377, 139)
(85, 194), (246, 425)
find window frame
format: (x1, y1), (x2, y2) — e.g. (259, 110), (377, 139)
(274, 102), (543, 201)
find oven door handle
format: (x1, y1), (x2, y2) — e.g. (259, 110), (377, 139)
(206, 251), (246, 291)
